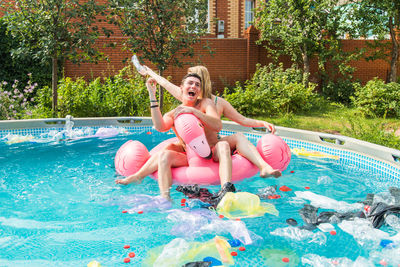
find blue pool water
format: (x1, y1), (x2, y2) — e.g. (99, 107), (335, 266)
(0, 128), (399, 266)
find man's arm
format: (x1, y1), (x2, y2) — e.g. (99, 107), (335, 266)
(140, 66), (182, 101)
(146, 78), (174, 132)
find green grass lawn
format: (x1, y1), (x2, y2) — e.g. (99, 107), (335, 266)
(249, 104), (400, 150)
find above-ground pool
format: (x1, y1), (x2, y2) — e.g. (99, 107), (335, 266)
(1, 117), (400, 266)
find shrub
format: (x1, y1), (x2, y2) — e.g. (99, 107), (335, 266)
(351, 78), (400, 118)
(0, 74), (38, 120)
(34, 66), (179, 118)
(0, 18), (51, 93)
(223, 64), (320, 116)
(321, 79), (355, 104)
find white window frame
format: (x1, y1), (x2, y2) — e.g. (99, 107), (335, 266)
(245, 0), (255, 30)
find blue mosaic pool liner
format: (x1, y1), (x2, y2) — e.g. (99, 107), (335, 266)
(239, 130), (400, 184)
(1, 126), (399, 183)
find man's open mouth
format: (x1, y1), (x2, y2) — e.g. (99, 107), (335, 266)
(188, 92), (195, 96)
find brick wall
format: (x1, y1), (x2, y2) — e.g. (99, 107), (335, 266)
(341, 40), (394, 83)
(64, 37), (248, 94)
(228, 0), (240, 38)
(64, 34), (398, 95)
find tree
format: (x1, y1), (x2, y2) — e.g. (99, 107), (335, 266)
(1, 0), (111, 114)
(350, 0), (400, 83)
(109, 0), (209, 110)
(0, 18), (51, 92)
(254, 0), (353, 86)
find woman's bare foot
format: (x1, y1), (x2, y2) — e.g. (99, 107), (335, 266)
(260, 164), (282, 178)
(115, 174), (142, 185)
(160, 190), (171, 201)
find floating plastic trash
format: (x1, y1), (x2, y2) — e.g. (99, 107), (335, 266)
(317, 223), (335, 233)
(301, 254), (374, 266)
(385, 214), (400, 231)
(143, 236), (233, 267)
(94, 127), (120, 138)
(260, 248), (300, 267)
(87, 260), (102, 267)
(227, 239), (241, 247)
(270, 227), (327, 245)
(203, 256), (221, 266)
(216, 192), (279, 219)
(286, 218), (298, 226)
(317, 175), (333, 185)
(4, 134), (35, 144)
(279, 185), (292, 192)
(214, 236), (233, 264)
(292, 147), (339, 160)
(294, 191), (363, 213)
(369, 245), (400, 266)
(380, 239), (395, 248)
(338, 218), (390, 245)
(105, 194), (171, 213)
(257, 186), (277, 199)
(167, 208), (261, 245)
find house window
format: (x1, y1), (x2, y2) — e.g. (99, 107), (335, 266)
(188, 0), (210, 33)
(245, 0), (254, 29)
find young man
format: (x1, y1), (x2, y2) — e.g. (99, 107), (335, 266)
(117, 73), (233, 200)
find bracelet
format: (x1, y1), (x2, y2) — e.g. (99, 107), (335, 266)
(150, 100), (158, 102)
(150, 104), (159, 108)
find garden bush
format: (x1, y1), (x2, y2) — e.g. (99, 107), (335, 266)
(0, 18), (51, 93)
(351, 78), (400, 118)
(223, 64), (320, 116)
(321, 78), (355, 104)
(35, 66), (179, 118)
(0, 74), (38, 120)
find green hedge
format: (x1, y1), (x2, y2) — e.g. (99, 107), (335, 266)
(321, 79), (355, 104)
(223, 64), (320, 116)
(352, 78), (400, 118)
(34, 66), (179, 118)
(0, 18), (51, 93)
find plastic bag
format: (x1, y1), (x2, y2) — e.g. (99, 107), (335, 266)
(216, 192), (278, 219)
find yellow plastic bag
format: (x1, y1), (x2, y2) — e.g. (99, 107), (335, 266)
(292, 147), (339, 160)
(143, 236), (233, 266)
(216, 192), (279, 219)
(87, 261), (102, 267)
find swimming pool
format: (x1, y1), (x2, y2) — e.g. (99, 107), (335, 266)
(1, 117), (400, 266)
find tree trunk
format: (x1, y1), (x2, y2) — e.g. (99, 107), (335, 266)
(302, 43), (310, 88)
(388, 18), (398, 83)
(52, 56), (58, 115)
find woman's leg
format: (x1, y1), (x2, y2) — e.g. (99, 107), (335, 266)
(212, 140), (233, 187)
(115, 142), (184, 185)
(115, 152), (160, 185)
(221, 133), (281, 178)
(158, 149), (188, 200)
